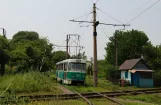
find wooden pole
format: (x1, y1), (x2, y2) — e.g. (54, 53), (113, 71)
(93, 3), (98, 87)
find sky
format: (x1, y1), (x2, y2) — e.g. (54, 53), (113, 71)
(0, 0), (160, 60)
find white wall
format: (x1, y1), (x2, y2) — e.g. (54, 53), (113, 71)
(121, 70), (131, 84)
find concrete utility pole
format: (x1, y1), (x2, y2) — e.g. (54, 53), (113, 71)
(70, 3), (130, 87)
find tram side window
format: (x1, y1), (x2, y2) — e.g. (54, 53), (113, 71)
(57, 64), (63, 70)
(64, 63), (67, 71)
(68, 63), (71, 70)
(60, 64), (63, 70)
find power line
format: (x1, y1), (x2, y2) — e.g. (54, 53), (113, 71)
(96, 14), (110, 38)
(97, 7), (124, 24)
(95, 0), (100, 4)
(127, 0), (160, 24)
(97, 26), (110, 39)
(80, 8), (93, 27)
(71, 5), (93, 33)
(72, 12), (92, 21)
(126, 0), (152, 17)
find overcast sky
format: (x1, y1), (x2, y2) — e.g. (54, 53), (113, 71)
(0, 0), (160, 60)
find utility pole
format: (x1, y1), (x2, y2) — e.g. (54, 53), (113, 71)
(0, 28), (6, 38)
(66, 35), (69, 59)
(3, 29), (6, 38)
(115, 35), (118, 67)
(70, 3), (130, 87)
(93, 3), (98, 87)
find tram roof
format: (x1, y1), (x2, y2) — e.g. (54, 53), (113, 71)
(56, 59), (86, 65)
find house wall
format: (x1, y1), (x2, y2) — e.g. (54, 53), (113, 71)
(133, 62), (149, 69)
(133, 61), (153, 87)
(121, 71), (131, 84)
(139, 78), (153, 88)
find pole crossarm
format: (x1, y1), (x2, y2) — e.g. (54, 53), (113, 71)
(100, 23), (130, 27)
(69, 20), (130, 27)
(70, 20), (93, 24)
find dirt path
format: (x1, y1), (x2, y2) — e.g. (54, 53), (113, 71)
(58, 85), (74, 94)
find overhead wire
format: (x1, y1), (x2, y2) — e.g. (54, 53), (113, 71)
(95, 0), (100, 4)
(126, 0), (152, 17)
(96, 7), (124, 24)
(126, 0), (160, 24)
(80, 8), (93, 27)
(71, 4), (93, 32)
(97, 25), (111, 39)
(72, 12), (92, 21)
(96, 14), (111, 39)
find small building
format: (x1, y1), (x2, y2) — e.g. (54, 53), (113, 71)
(119, 58), (154, 88)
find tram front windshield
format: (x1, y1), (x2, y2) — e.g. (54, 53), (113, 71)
(69, 63), (85, 71)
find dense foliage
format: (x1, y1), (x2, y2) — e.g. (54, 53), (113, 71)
(105, 29), (149, 66)
(0, 31), (70, 75)
(0, 36), (9, 76)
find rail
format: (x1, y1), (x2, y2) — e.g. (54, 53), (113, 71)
(1, 88), (161, 103)
(75, 91), (94, 105)
(95, 92), (124, 105)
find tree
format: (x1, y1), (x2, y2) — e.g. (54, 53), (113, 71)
(12, 31), (39, 42)
(9, 31), (53, 72)
(105, 29), (149, 66)
(0, 35), (9, 75)
(52, 51), (67, 65)
(143, 43), (161, 86)
(70, 52), (87, 60)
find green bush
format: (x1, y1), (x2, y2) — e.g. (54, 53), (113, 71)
(153, 70), (161, 86)
(106, 64), (120, 83)
(0, 72), (60, 94)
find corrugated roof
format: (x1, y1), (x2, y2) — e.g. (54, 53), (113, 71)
(119, 58), (141, 70)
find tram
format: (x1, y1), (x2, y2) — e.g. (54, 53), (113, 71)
(56, 59), (86, 84)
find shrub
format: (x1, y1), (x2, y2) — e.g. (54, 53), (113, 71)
(0, 72), (59, 94)
(153, 70), (161, 86)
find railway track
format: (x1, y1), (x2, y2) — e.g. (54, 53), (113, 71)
(1, 88), (161, 105)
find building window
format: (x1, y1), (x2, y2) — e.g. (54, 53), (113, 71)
(125, 71), (128, 79)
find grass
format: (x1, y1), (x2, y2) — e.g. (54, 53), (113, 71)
(0, 72), (62, 95)
(63, 76), (141, 93)
(27, 99), (87, 105)
(0, 72), (63, 104)
(119, 93), (161, 105)
(120, 101), (156, 105)
(89, 98), (118, 105)
(27, 98), (119, 105)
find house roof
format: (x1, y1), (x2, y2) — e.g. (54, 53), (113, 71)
(119, 58), (142, 70)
